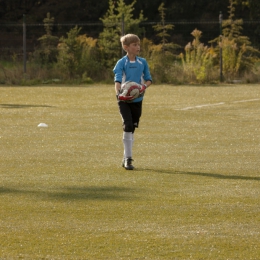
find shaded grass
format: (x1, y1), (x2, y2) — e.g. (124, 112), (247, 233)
(0, 84), (260, 259)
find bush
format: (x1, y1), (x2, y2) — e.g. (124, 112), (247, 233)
(56, 26), (105, 82)
(180, 29), (217, 84)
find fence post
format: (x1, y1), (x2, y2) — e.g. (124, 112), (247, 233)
(23, 14), (27, 74)
(219, 11), (223, 82)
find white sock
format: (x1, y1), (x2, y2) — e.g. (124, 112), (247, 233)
(123, 131), (133, 158)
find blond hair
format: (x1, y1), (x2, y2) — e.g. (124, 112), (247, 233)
(120, 34), (140, 50)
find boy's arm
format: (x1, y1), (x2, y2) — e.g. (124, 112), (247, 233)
(144, 80), (152, 88)
(143, 59), (152, 88)
(139, 80), (151, 95)
(115, 82), (121, 95)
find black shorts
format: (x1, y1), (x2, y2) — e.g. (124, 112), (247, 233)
(118, 101), (143, 132)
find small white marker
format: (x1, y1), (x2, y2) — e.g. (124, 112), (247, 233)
(38, 123), (48, 127)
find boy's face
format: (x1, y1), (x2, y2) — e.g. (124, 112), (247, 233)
(124, 42), (140, 56)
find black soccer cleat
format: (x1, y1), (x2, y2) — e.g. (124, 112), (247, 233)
(122, 158), (134, 170)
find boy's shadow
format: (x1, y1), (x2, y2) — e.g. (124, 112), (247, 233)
(0, 104), (54, 109)
(136, 168), (260, 181)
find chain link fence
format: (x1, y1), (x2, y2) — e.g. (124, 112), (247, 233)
(0, 19), (259, 62)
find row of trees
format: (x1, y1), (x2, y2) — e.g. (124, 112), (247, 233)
(1, 0), (260, 50)
(1, 0), (260, 27)
(2, 0), (260, 84)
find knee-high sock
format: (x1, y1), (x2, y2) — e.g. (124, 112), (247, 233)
(123, 131), (133, 158)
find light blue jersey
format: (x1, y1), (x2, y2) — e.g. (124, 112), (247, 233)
(113, 55), (152, 102)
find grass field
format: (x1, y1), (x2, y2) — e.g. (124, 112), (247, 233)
(1, 84), (260, 259)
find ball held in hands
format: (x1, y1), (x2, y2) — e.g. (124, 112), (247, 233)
(118, 81), (146, 102)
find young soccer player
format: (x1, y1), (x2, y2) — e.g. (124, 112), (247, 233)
(113, 34), (152, 170)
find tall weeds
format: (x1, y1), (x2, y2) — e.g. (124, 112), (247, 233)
(180, 29), (217, 83)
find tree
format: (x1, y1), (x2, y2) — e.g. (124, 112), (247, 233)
(242, 0), (260, 47)
(33, 13), (59, 65)
(148, 3), (180, 83)
(153, 3), (174, 47)
(57, 26), (101, 80)
(98, 0), (146, 68)
(222, 0), (244, 41)
(221, 0), (260, 78)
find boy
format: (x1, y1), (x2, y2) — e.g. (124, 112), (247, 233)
(113, 34), (152, 170)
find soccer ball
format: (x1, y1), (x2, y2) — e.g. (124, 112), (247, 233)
(121, 81), (140, 99)
(128, 86), (140, 99)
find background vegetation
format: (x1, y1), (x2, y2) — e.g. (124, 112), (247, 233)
(0, 0), (260, 84)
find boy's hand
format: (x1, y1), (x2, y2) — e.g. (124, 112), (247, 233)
(139, 84), (147, 95)
(118, 94), (135, 101)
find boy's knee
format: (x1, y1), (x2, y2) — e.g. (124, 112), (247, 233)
(123, 123), (134, 132)
(123, 123), (134, 133)
(123, 122), (138, 133)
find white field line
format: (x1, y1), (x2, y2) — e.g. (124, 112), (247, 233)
(176, 98), (260, 111)
(232, 98), (260, 103)
(176, 102), (225, 111)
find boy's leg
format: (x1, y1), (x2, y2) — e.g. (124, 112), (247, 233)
(118, 102), (135, 170)
(130, 101), (142, 133)
(118, 101), (142, 170)
(118, 101), (142, 132)
(118, 101), (134, 132)
(123, 131), (133, 162)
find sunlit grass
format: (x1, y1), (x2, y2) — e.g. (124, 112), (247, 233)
(0, 84), (260, 259)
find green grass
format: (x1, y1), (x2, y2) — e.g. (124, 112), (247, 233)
(1, 84), (260, 259)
